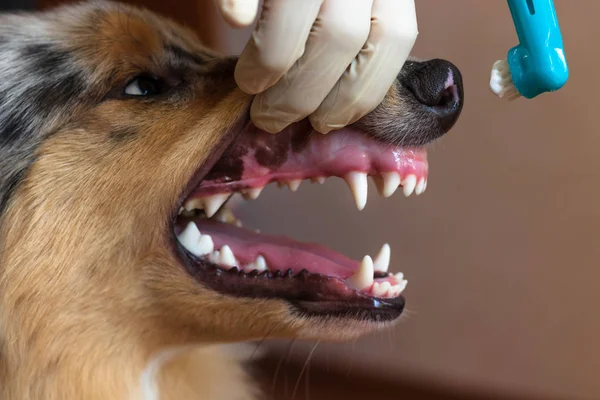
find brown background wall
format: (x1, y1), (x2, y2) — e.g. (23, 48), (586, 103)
(37, 1), (600, 399)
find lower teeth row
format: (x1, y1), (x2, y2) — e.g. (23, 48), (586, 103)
(177, 221), (408, 298)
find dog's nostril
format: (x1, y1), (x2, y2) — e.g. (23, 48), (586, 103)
(401, 58), (464, 131)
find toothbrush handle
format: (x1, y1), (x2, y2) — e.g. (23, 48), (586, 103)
(507, 0), (569, 98)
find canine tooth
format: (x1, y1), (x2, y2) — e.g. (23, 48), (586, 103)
(381, 172), (401, 197)
(423, 179), (428, 192)
(287, 179), (302, 192)
(196, 234), (214, 256)
(184, 198), (204, 211)
(402, 175), (417, 197)
(344, 172), (368, 210)
(177, 222), (201, 252)
(203, 194), (230, 218)
(346, 255), (374, 290)
(246, 187), (263, 200)
(373, 243), (391, 273)
(415, 178), (426, 196)
(178, 207), (184, 215)
(219, 245), (237, 267)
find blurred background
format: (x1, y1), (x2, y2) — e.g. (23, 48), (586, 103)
(6, 0), (598, 398)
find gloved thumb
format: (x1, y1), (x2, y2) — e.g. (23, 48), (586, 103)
(214, 0), (260, 28)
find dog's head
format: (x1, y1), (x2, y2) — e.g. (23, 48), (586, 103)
(0, 0), (463, 377)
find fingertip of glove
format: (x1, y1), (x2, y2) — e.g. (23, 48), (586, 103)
(215, 0), (259, 28)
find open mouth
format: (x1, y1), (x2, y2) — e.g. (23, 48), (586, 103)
(173, 59), (463, 321)
(173, 119), (429, 321)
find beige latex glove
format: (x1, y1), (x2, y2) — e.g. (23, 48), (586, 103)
(215, 0), (418, 134)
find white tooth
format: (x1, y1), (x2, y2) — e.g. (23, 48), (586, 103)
(346, 255), (374, 290)
(184, 198), (203, 211)
(389, 285), (402, 297)
(344, 172), (368, 210)
(219, 245), (237, 267)
(245, 255), (267, 272)
(371, 282), (380, 296)
(178, 207), (184, 215)
(287, 179), (302, 192)
(394, 272), (405, 281)
(415, 178), (426, 196)
(203, 194), (229, 218)
(402, 175), (417, 197)
(381, 172), (401, 197)
(196, 234), (214, 256)
(255, 255), (267, 271)
(235, 220), (243, 227)
(177, 222), (201, 252)
(423, 179), (428, 192)
(377, 281), (392, 297)
(373, 243), (391, 273)
(208, 250), (221, 265)
(397, 279), (408, 294)
(316, 176), (326, 184)
(246, 187), (263, 200)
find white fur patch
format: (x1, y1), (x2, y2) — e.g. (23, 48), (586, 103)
(139, 347), (189, 400)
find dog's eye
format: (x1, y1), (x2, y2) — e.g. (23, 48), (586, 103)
(124, 76), (162, 97)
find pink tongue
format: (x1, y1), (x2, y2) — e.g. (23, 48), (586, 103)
(190, 219), (359, 278)
(192, 120), (428, 195)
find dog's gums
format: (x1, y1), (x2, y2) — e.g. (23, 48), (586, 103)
(173, 116), (433, 319)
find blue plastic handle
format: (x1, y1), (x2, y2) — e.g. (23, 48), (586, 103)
(506, 0), (569, 98)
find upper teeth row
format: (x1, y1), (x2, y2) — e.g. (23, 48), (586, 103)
(177, 221), (268, 273)
(180, 172), (426, 215)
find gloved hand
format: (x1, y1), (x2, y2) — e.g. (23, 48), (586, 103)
(215, 0), (418, 134)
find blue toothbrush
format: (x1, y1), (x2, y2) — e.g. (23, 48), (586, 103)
(490, 0), (569, 100)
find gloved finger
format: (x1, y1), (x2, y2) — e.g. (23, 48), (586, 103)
(309, 0), (418, 134)
(214, 0), (260, 28)
(250, 0), (373, 133)
(235, 0), (323, 95)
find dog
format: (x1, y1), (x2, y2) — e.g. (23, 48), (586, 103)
(0, 1), (464, 399)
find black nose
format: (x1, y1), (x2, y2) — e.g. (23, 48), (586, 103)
(400, 59), (464, 132)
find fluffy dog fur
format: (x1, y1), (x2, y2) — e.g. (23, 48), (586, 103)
(0, 2), (461, 399)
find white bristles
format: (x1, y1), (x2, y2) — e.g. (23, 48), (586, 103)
(490, 59), (521, 101)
